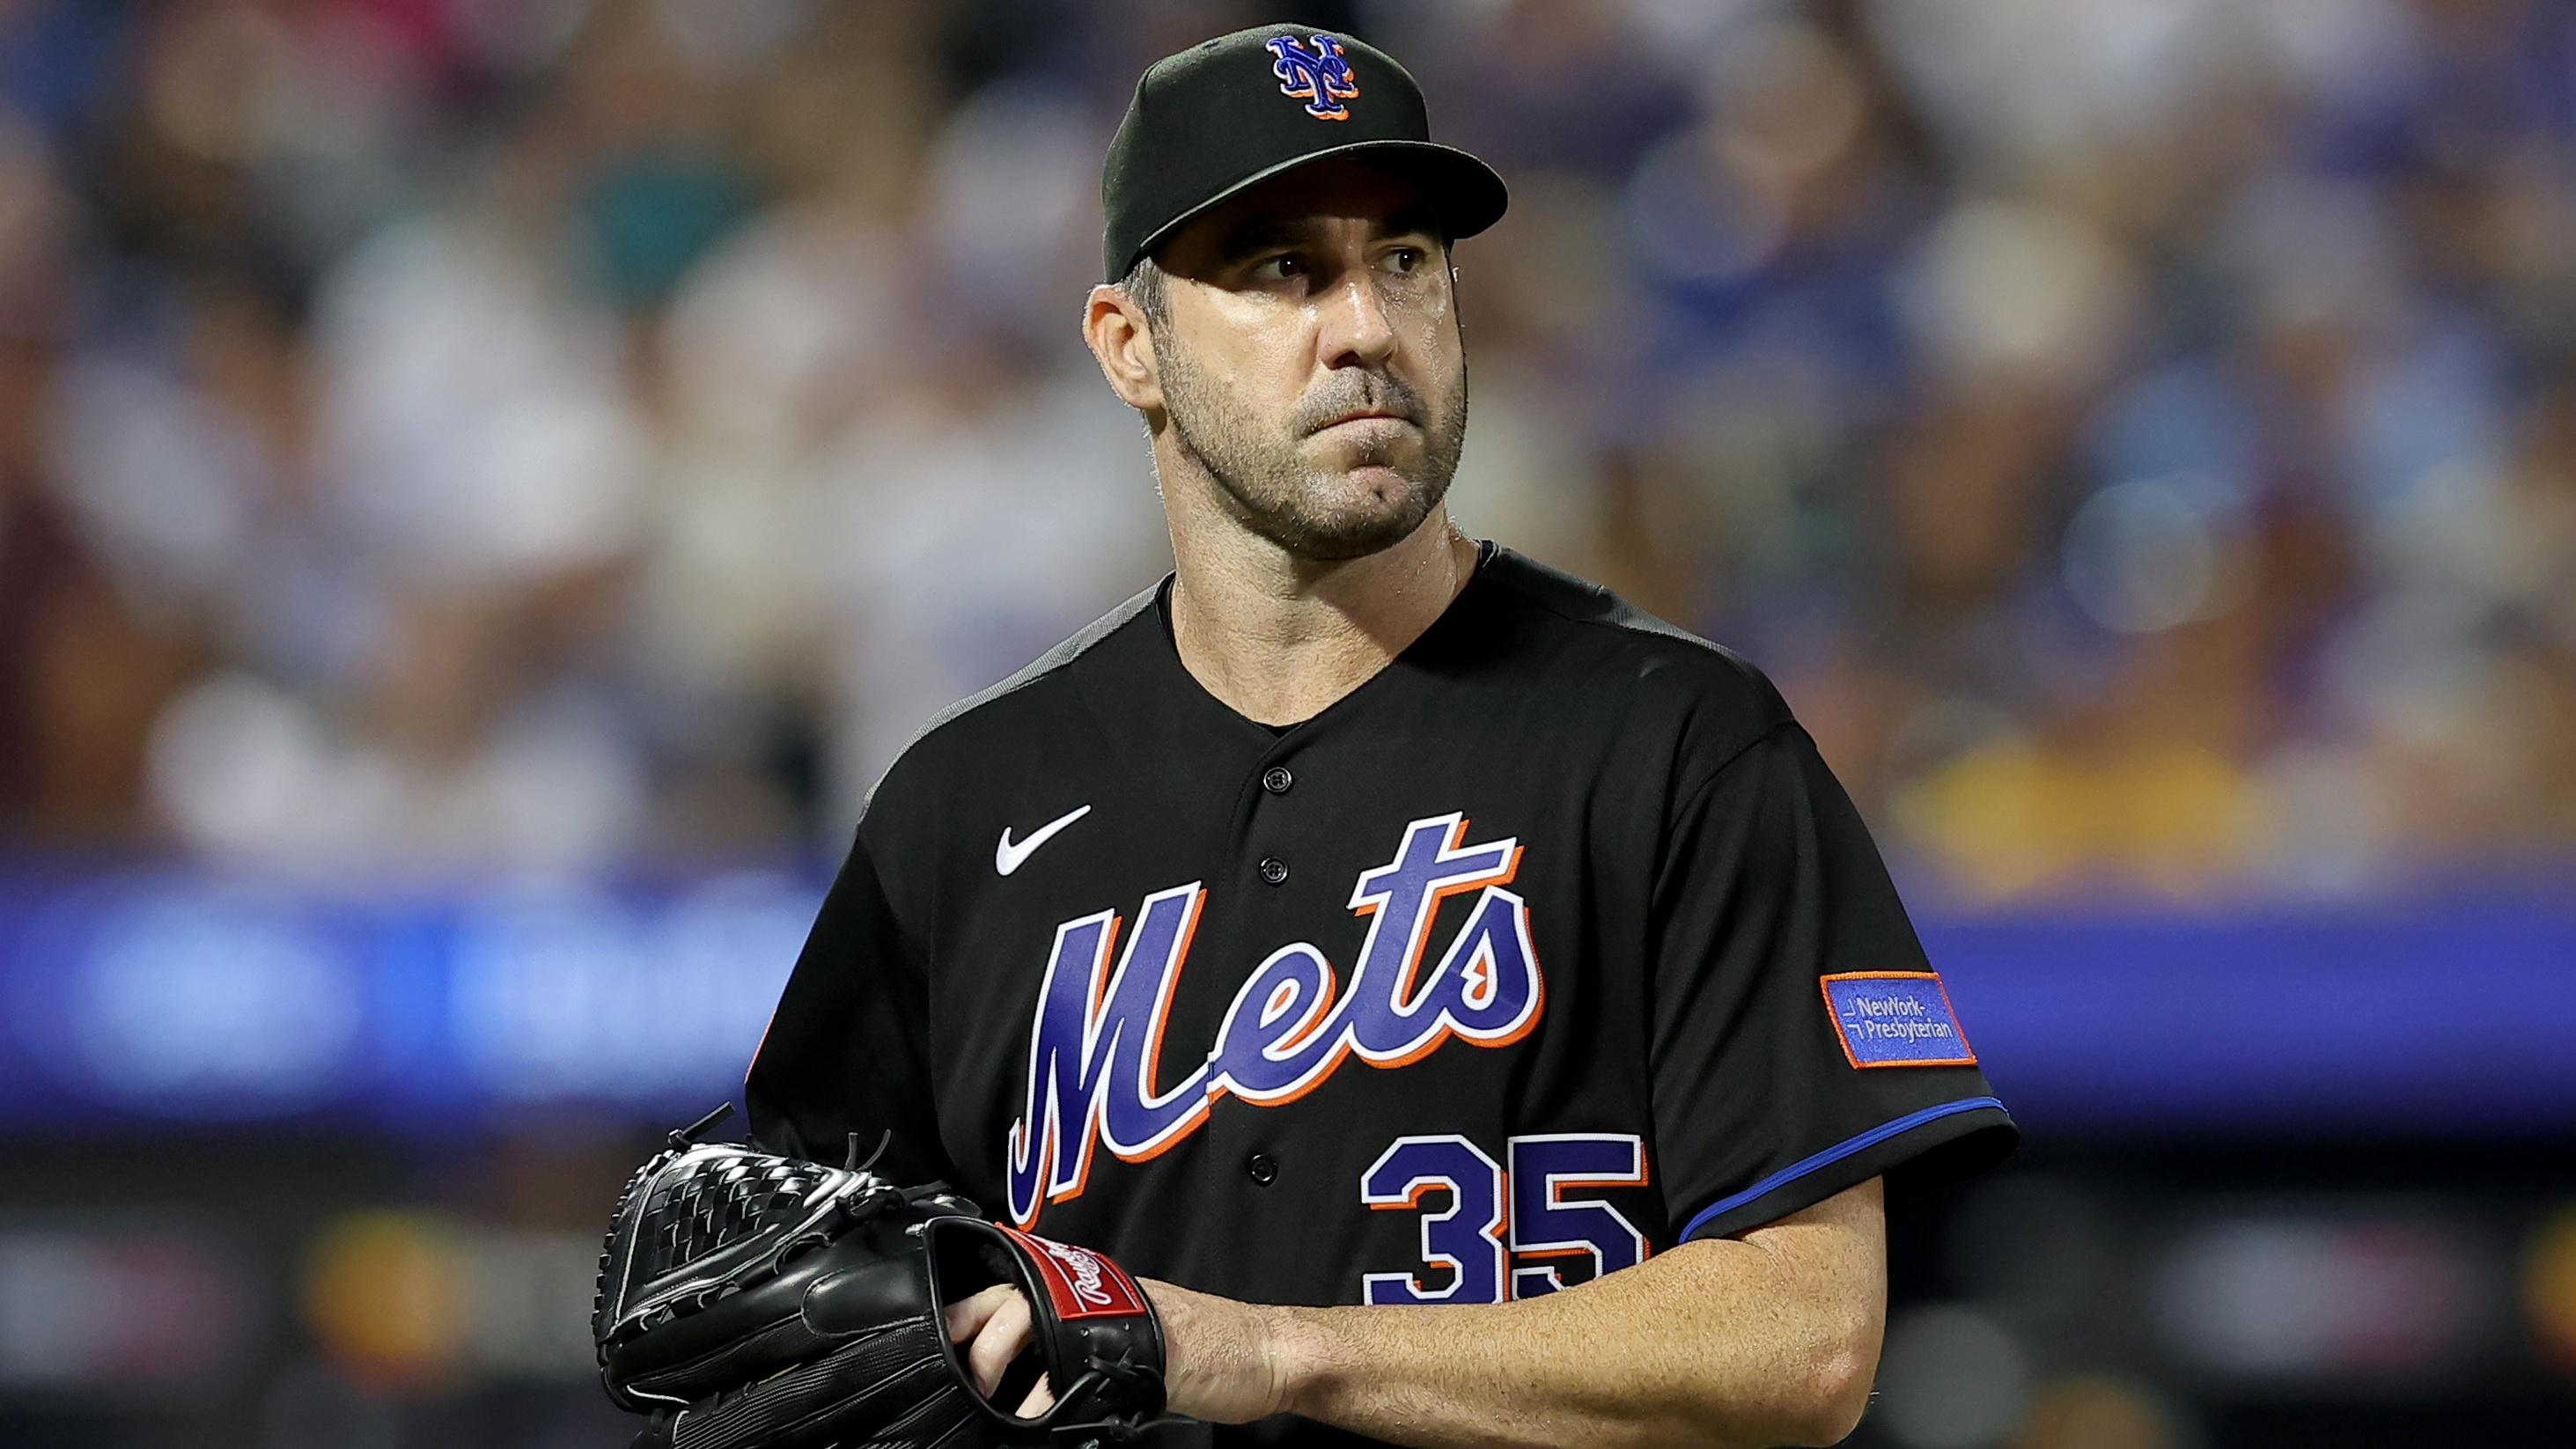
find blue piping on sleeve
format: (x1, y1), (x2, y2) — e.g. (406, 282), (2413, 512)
(1679, 1096), (2008, 1241)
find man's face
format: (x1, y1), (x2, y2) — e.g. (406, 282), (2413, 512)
(1146, 160), (1468, 562)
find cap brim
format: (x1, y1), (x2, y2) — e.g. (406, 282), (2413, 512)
(1122, 140), (1508, 277)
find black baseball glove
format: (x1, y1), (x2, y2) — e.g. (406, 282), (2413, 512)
(592, 1107), (1167, 1449)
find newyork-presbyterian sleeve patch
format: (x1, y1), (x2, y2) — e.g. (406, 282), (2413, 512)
(1821, 972), (1977, 1068)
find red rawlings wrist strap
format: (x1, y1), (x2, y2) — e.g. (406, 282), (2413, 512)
(994, 1225), (1152, 1320)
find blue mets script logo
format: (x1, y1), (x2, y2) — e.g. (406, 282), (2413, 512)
(1004, 813), (1541, 1226)
(1267, 33), (1360, 121)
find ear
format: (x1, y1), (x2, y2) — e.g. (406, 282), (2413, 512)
(1084, 284), (1164, 414)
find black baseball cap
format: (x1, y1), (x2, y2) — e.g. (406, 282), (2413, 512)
(1100, 24), (1509, 283)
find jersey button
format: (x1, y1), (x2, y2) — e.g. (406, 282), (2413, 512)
(1261, 766), (1293, 795)
(1257, 857), (1289, 886)
(1245, 1152), (1279, 1186)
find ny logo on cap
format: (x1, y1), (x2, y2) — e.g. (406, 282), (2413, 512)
(1267, 33), (1359, 121)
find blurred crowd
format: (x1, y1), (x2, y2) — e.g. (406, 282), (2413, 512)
(2, 0), (2572, 901)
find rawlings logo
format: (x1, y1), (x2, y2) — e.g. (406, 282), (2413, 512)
(996, 1225), (1148, 1320)
(1004, 813), (1542, 1226)
(1267, 33), (1360, 121)
(1041, 1238), (1115, 1309)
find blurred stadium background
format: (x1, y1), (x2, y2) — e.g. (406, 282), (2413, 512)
(1, 0), (2572, 1445)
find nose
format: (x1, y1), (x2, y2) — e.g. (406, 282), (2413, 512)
(1316, 268), (1399, 370)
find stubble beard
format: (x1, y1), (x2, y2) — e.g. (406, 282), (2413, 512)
(1157, 335), (1469, 563)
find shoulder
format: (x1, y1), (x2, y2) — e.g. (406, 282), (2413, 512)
(1468, 545), (1794, 772)
(859, 581), (1160, 827)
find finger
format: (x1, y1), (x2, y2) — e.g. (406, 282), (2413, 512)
(967, 1291), (1035, 1396)
(1013, 1372), (1057, 1419)
(944, 1283), (1019, 1343)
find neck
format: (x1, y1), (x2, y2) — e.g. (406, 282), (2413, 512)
(1164, 494), (1478, 728)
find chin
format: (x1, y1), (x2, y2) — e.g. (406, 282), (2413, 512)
(1280, 522), (1417, 563)
(1273, 476), (1443, 560)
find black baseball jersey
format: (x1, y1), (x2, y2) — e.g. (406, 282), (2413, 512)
(746, 541), (2016, 1445)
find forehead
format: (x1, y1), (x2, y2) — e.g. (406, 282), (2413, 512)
(1159, 158), (1440, 264)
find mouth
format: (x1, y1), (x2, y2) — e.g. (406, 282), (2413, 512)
(1315, 410), (1416, 432)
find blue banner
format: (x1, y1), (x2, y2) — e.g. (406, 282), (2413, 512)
(0, 864), (814, 1134)
(0, 867), (2569, 1136)
(1925, 901), (2576, 1135)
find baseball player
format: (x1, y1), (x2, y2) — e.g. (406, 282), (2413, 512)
(736, 24), (2016, 1449)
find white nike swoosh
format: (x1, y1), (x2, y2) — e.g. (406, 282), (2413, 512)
(997, 805), (1093, 876)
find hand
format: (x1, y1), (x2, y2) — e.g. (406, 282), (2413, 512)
(944, 1283), (1057, 1418)
(944, 1278), (1291, 1425)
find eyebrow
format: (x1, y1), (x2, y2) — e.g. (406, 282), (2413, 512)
(1213, 208), (1448, 264)
(1216, 218), (1308, 264)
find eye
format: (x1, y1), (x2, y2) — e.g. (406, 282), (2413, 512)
(1251, 254), (1303, 282)
(1384, 246), (1423, 273)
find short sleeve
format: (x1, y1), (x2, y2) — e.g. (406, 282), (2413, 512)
(743, 827), (960, 1184)
(1648, 723), (2016, 1242)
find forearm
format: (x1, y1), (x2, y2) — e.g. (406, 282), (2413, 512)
(1151, 1180), (1886, 1449)
(1278, 1243), (1866, 1448)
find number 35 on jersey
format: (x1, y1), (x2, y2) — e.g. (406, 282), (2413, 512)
(1361, 1131), (1650, 1305)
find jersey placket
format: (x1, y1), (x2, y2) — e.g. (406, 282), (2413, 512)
(1196, 728), (1318, 1270)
